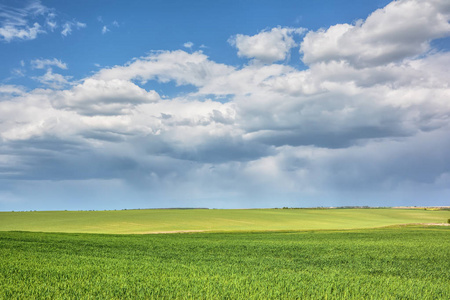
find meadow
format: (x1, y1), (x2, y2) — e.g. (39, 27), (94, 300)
(1, 208), (449, 298)
(0, 226), (449, 299)
(0, 208), (448, 234)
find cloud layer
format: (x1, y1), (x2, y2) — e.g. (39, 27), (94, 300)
(230, 27), (305, 63)
(1, 0), (450, 209)
(301, 0), (450, 67)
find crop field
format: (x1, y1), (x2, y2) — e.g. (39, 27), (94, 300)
(0, 208), (448, 234)
(1, 209), (449, 298)
(0, 226), (449, 299)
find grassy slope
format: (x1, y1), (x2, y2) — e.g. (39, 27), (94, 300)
(0, 208), (448, 234)
(1, 227), (449, 299)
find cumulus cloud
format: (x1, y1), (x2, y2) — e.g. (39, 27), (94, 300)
(31, 58), (67, 70)
(183, 41), (194, 48)
(229, 27), (305, 63)
(32, 68), (72, 89)
(96, 50), (235, 87)
(1, 0), (450, 209)
(0, 85), (25, 96)
(53, 79), (160, 115)
(300, 0), (450, 67)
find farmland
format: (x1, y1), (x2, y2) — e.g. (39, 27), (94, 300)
(1, 226), (449, 299)
(0, 208), (448, 234)
(1, 208), (449, 298)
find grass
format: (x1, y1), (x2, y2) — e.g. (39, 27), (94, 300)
(0, 208), (449, 234)
(0, 226), (449, 299)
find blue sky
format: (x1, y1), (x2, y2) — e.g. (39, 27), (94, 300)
(1, 0), (450, 211)
(1, 0), (392, 89)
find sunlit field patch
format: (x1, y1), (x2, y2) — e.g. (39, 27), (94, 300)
(1, 208), (449, 234)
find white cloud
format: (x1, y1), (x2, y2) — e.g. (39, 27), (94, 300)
(0, 88), (79, 142)
(96, 50), (235, 87)
(32, 68), (72, 89)
(53, 79), (160, 115)
(101, 21), (119, 34)
(300, 0), (450, 67)
(0, 0), (48, 42)
(1, 0), (450, 208)
(198, 63), (295, 96)
(229, 27), (305, 63)
(46, 20), (57, 30)
(0, 0), (86, 42)
(61, 21), (86, 36)
(11, 68), (26, 77)
(31, 58), (67, 70)
(183, 41), (194, 48)
(101, 25), (109, 34)
(0, 22), (43, 42)
(0, 85), (26, 96)
(61, 23), (71, 36)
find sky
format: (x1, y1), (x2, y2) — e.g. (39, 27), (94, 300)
(1, 0), (450, 211)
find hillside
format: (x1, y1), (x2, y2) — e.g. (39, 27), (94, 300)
(1, 208), (448, 234)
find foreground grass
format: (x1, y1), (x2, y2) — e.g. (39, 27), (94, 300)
(0, 208), (448, 234)
(1, 226), (449, 299)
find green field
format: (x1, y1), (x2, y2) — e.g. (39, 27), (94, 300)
(1, 227), (449, 299)
(1, 209), (449, 298)
(0, 208), (448, 234)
